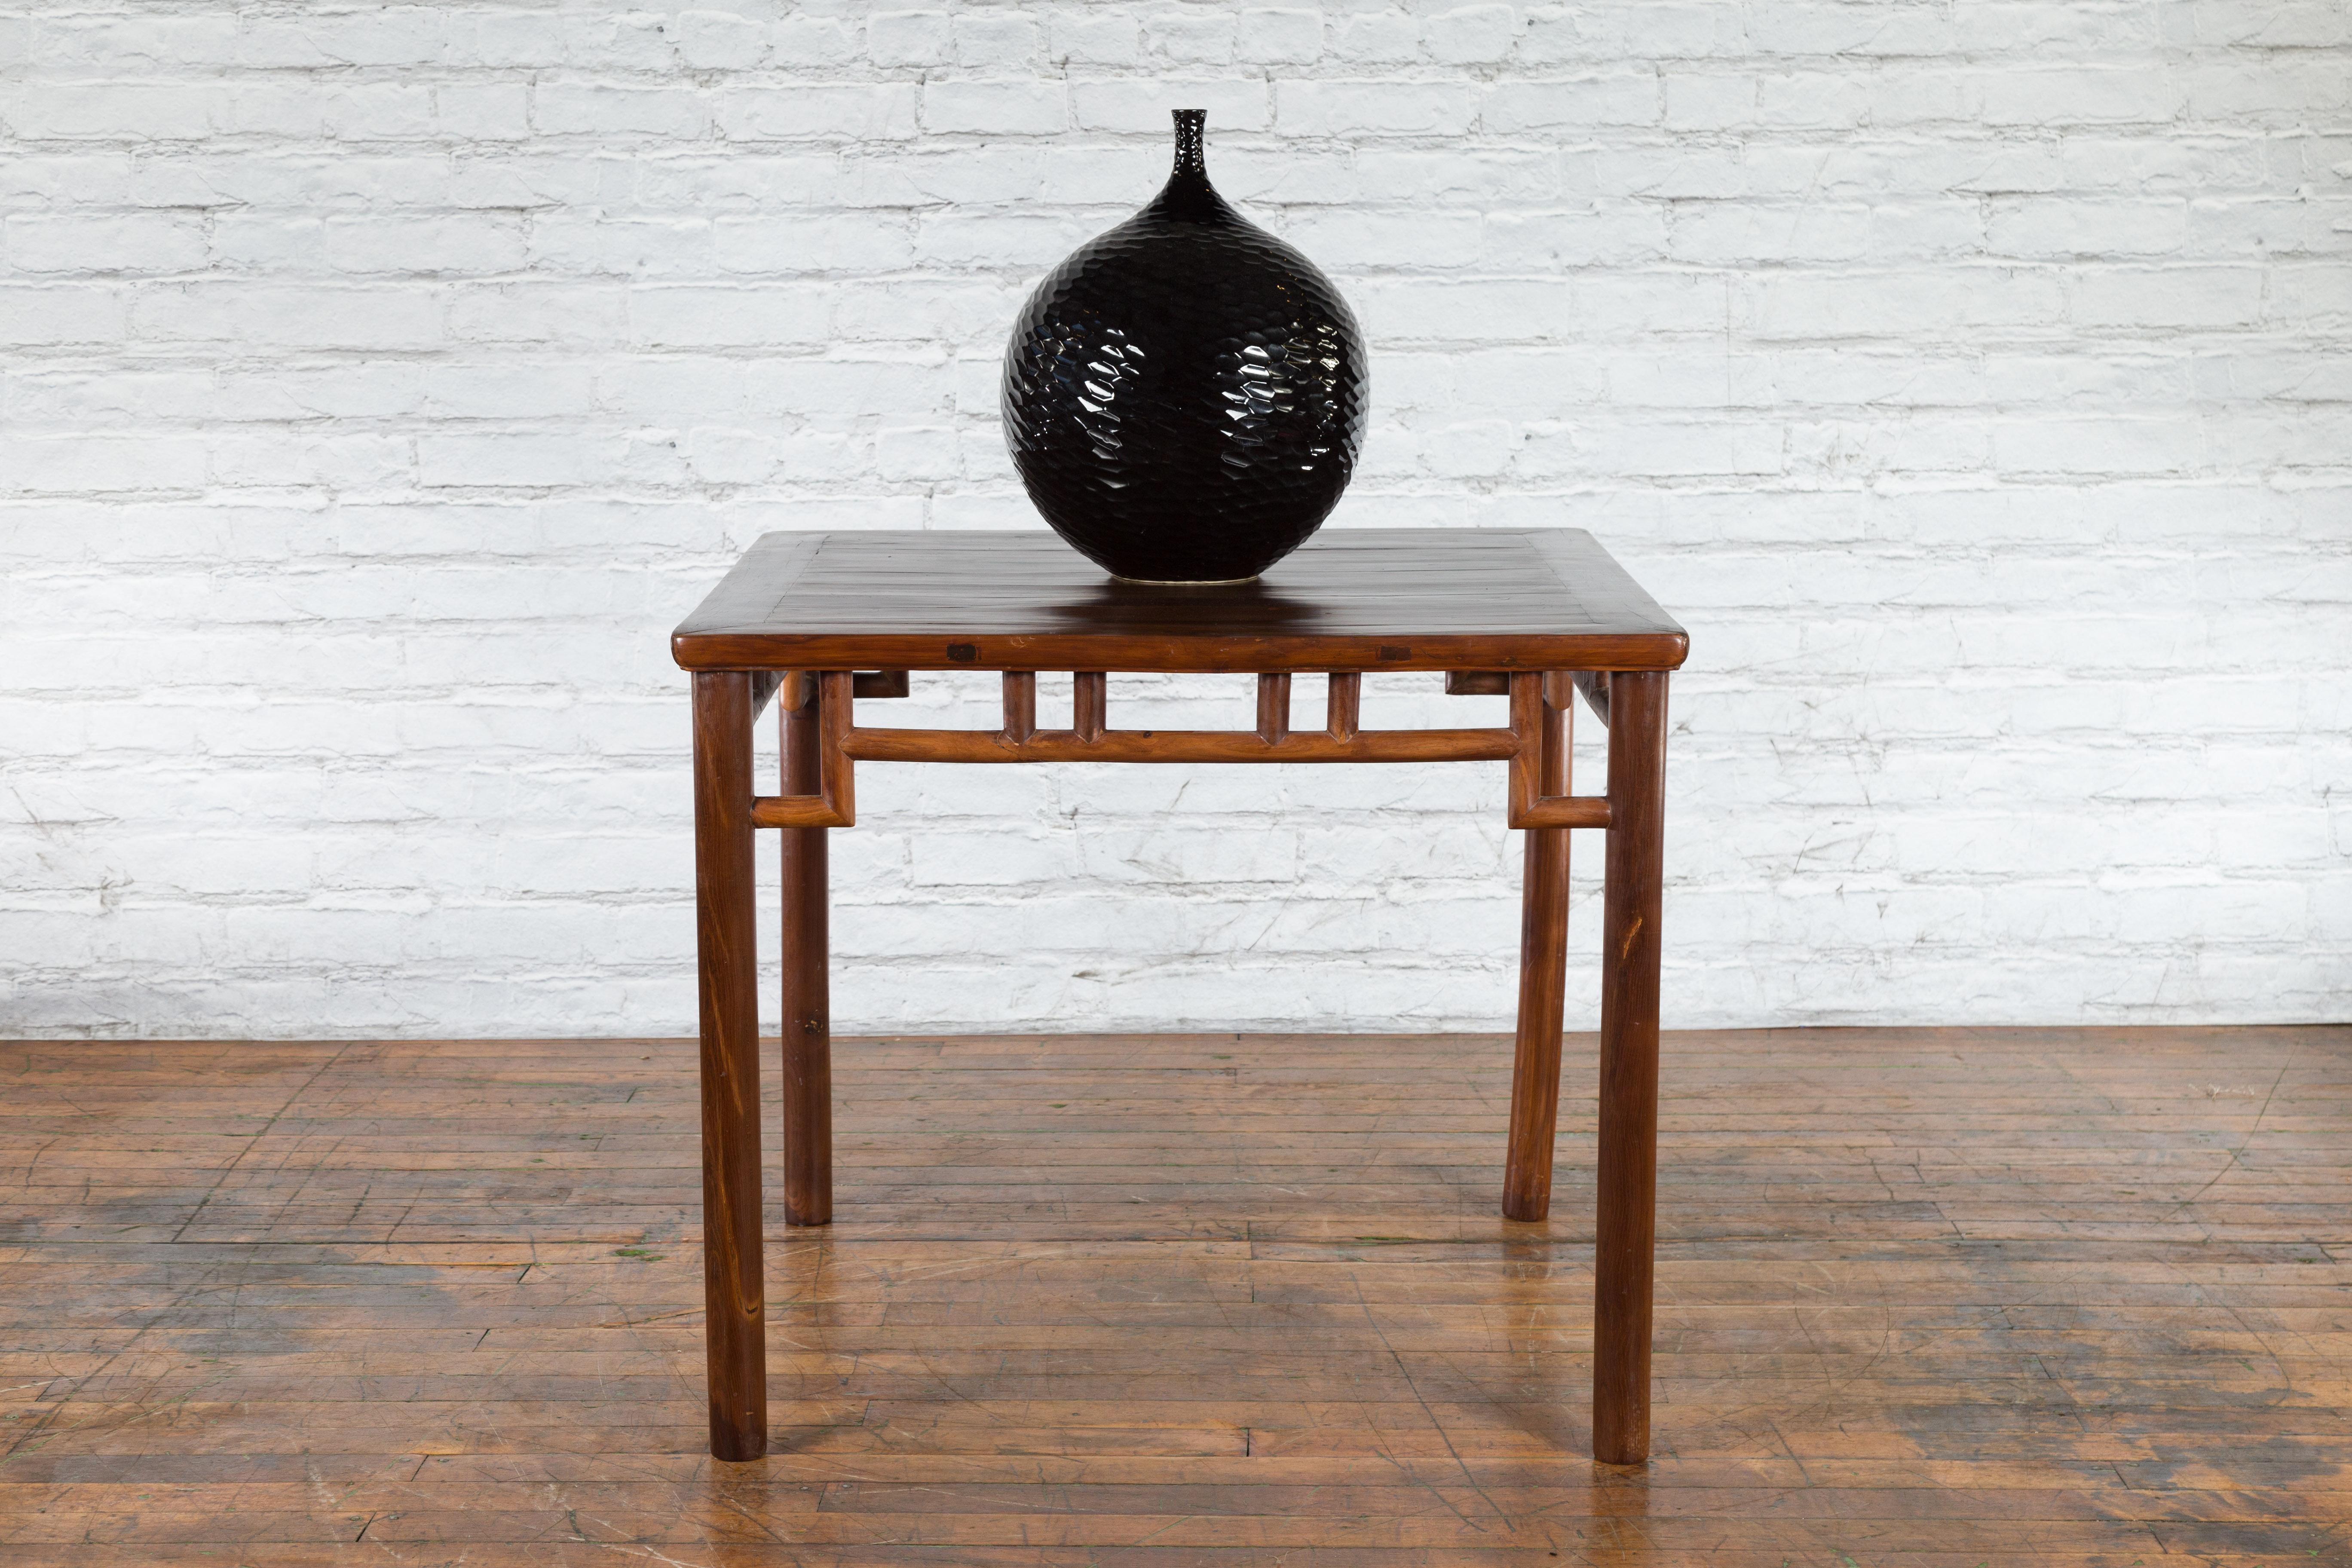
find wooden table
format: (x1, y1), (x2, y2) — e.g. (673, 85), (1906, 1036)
(671, 527), (1687, 1466)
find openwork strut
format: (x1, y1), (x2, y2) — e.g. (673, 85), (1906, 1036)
(747, 669), (1610, 831)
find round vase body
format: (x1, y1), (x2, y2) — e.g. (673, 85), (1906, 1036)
(1003, 111), (1368, 583)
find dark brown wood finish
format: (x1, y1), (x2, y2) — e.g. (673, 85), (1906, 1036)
(779, 677), (832, 1230)
(1326, 670), (1361, 738)
(687, 671), (766, 1461)
(1594, 670), (1670, 1466)
(673, 529), (1688, 674)
(676, 527), (1688, 1465)
(750, 671), (857, 829)
(1255, 673), (1291, 742)
(837, 723), (1521, 767)
(1509, 671), (1612, 830)
(1503, 678), (1572, 1223)
(1002, 670), (1038, 741)
(1074, 671), (1107, 740)
(5, 1026), (2349, 1561)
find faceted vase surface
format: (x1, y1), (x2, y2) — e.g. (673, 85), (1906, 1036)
(1002, 110), (1369, 584)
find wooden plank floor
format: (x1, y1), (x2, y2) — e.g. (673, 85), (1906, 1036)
(1, 1026), (2348, 1566)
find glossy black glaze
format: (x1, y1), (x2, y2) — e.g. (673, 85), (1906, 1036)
(1003, 110), (1369, 584)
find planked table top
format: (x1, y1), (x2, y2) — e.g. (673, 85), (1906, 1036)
(671, 528), (1688, 675)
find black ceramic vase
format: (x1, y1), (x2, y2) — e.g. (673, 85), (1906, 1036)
(1002, 110), (1369, 583)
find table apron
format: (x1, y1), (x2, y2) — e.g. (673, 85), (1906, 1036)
(743, 668), (1612, 831)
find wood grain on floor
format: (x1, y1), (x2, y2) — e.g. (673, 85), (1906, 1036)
(1, 1026), (2348, 1566)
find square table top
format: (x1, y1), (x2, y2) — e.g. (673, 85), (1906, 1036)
(671, 528), (1687, 675)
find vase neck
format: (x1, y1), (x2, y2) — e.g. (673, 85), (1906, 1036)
(1148, 108), (1231, 222)
(1173, 109), (1205, 178)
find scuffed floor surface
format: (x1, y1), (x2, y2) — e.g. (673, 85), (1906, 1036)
(1, 1027), (2348, 1566)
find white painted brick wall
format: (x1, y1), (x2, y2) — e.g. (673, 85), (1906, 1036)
(3, 0), (2346, 1039)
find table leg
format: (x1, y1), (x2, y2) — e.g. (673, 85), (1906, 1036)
(1503, 685), (1570, 1222)
(781, 675), (834, 1227)
(691, 671), (767, 1462)
(1594, 669), (1667, 1465)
